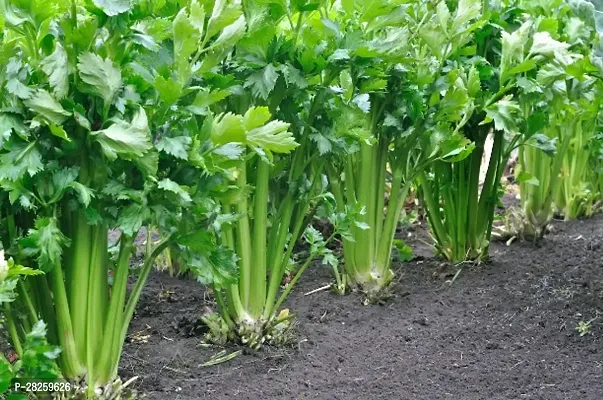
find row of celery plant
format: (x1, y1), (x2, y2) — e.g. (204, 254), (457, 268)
(415, 0), (594, 261)
(197, 0), (603, 313)
(3, 4), (603, 393)
(547, 0), (603, 221)
(516, 0), (603, 239)
(130, 1), (603, 347)
(0, 0), (248, 393)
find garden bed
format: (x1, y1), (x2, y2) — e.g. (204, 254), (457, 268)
(120, 215), (603, 400)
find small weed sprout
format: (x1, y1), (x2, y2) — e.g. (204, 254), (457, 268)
(576, 320), (593, 337)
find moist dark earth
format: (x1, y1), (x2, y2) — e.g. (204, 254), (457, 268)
(120, 214), (603, 400)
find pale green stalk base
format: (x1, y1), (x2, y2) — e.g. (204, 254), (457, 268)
(328, 139), (412, 302)
(420, 128), (509, 263)
(518, 118), (580, 239)
(211, 151), (325, 348)
(8, 214), (170, 391)
(554, 118), (599, 221)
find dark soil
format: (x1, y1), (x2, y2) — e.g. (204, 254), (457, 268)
(121, 215), (603, 400)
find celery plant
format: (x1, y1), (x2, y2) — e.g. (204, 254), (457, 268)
(201, 107), (306, 347)
(0, 0), (243, 391)
(312, 0), (476, 299)
(183, 0), (349, 346)
(418, 2), (583, 262)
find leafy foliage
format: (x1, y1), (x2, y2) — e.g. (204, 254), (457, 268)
(512, 0), (603, 237)
(0, 252), (54, 397)
(0, 0), (252, 387)
(0, 321), (61, 396)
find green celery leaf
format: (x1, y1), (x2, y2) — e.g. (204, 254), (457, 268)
(452, 0), (481, 33)
(0, 113), (28, 143)
(321, 251), (338, 268)
(211, 15), (246, 49)
(293, 0), (321, 12)
(206, 0), (243, 39)
(20, 217), (70, 272)
(278, 64), (308, 89)
(352, 94), (371, 113)
(0, 0), (31, 27)
(536, 63), (567, 86)
(189, 89), (231, 115)
(242, 107), (271, 130)
(466, 66), (481, 97)
(132, 18), (172, 41)
(49, 124), (70, 141)
(24, 90), (71, 125)
(154, 75), (183, 106)
(309, 131), (334, 155)
(246, 120), (297, 154)
(189, 0), (205, 35)
(434, 133), (475, 162)
(341, 0), (358, 14)
(91, 108), (153, 160)
(157, 178), (192, 204)
(0, 141), (43, 181)
(118, 204), (150, 237)
(7, 264), (43, 278)
(78, 52), (123, 105)
(212, 143), (245, 160)
(6, 79), (33, 100)
(74, 111), (92, 130)
(244, 64), (279, 100)
(211, 113), (245, 145)
(176, 230), (214, 250)
(529, 31), (570, 56)
(1, 180), (35, 208)
(436, 2), (450, 30)
(516, 77), (542, 94)
(51, 167), (79, 200)
(504, 59), (538, 81)
(134, 150), (159, 177)
(393, 239), (413, 262)
(500, 21), (532, 76)
(328, 49), (351, 63)
(419, 24), (446, 59)
(197, 47), (233, 74)
(40, 43), (69, 99)
(190, 246), (239, 288)
(92, 0), (132, 16)
(526, 110), (547, 137)
(481, 96), (521, 132)
(156, 136), (192, 159)
(19, 320), (61, 380)
(132, 33), (160, 52)
(68, 182), (94, 207)
(211, 212), (240, 232)
(173, 8), (201, 82)
(354, 221), (370, 230)
(0, 279), (18, 303)
(114, 84), (142, 114)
